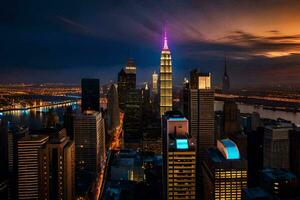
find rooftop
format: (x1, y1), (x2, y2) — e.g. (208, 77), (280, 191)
(262, 169), (297, 181)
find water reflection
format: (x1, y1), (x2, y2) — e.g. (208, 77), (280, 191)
(215, 101), (300, 125)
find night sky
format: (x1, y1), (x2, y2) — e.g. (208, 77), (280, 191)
(1, 0), (300, 88)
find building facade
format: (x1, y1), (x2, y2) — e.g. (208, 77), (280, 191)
(162, 111), (196, 200)
(81, 78), (100, 112)
(159, 31), (173, 116)
(17, 135), (50, 200)
(202, 139), (248, 200)
(74, 111), (105, 197)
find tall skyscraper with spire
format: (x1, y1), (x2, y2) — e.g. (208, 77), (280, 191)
(222, 57), (230, 92)
(159, 30), (173, 116)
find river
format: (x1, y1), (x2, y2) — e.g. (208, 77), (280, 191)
(1, 101), (300, 129)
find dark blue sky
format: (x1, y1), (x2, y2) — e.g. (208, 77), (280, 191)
(1, 0), (300, 88)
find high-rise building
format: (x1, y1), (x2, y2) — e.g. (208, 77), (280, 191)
(64, 106), (74, 140)
(35, 127), (75, 200)
(223, 100), (240, 138)
(222, 57), (230, 92)
(289, 127), (300, 178)
(162, 111), (196, 200)
(247, 127), (264, 187)
(7, 125), (29, 200)
(117, 58), (137, 111)
(117, 68), (127, 110)
(107, 84), (120, 133)
(159, 31), (173, 116)
(124, 58), (137, 89)
(123, 89), (142, 148)
(182, 78), (189, 118)
(263, 123), (292, 169)
(81, 78), (100, 112)
(202, 139), (248, 200)
(17, 135), (50, 200)
(189, 70), (215, 158)
(259, 169), (299, 198)
(189, 70), (215, 199)
(74, 111), (105, 197)
(152, 71), (158, 95)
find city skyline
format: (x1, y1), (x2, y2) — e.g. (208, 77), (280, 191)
(2, 1), (300, 87)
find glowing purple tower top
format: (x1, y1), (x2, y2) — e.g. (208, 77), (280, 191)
(163, 29), (169, 50)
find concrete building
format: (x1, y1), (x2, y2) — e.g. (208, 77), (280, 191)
(202, 139), (248, 200)
(74, 111), (105, 197)
(162, 111), (196, 200)
(263, 123), (292, 169)
(17, 135), (50, 200)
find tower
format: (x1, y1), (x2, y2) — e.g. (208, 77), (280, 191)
(202, 139), (247, 200)
(17, 135), (50, 200)
(162, 111), (196, 200)
(81, 79), (100, 112)
(152, 71), (158, 95)
(74, 111), (105, 197)
(222, 57), (230, 92)
(159, 30), (173, 116)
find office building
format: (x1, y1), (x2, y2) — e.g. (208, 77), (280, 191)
(202, 139), (248, 200)
(152, 71), (158, 95)
(247, 127), (264, 187)
(222, 57), (230, 92)
(223, 100), (240, 138)
(159, 31), (173, 116)
(260, 169), (299, 198)
(189, 70), (215, 158)
(162, 111), (196, 200)
(81, 78), (100, 112)
(117, 68), (127, 110)
(36, 127), (75, 200)
(263, 123), (292, 169)
(74, 111), (105, 196)
(124, 58), (137, 89)
(182, 78), (189, 118)
(289, 127), (300, 178)
(123, 89), (142, 148)
(64, 106), (74, 140)
(107, 84), (120, 133)
(17, 135), (50, 200)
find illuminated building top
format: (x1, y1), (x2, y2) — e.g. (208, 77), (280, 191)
(125, 58), (136, 74)
(198, 73), (211, 89)
(159, 29), (173, 116)
(217, 139), (240, 160)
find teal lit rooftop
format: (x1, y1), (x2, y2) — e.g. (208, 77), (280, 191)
(217, 139), (240, 160)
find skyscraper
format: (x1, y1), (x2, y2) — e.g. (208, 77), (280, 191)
(189, 70), (215, 199)
(74, 111), (105, 197)
(223, 100), (240, 138)
(182, 78), (189, 118)
(159, 31), (173, 116)
(81, 78), (100, 112)
(35, 127), (75, 200)
(117, 68), (127, 110)
(17, 135), (50, 200)
(124, 58), (136, 89)
(189, 70), (215, 158)
(162, 111), (196, 200)
(107, 84), (120, 133)
(222, 57), (230, 92)
(117, 58), (137, 110)
(202, 139), (248, 200)
(152, 71), (158, 95)
(123, 89), (142, 148)
(263, 123), (292, 169)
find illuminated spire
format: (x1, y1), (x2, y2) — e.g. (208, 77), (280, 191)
(163, 28), (169, 50)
